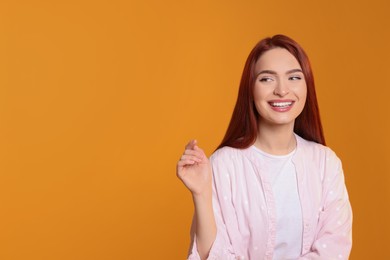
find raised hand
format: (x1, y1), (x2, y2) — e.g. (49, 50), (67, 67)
(177, 140), (212, 197)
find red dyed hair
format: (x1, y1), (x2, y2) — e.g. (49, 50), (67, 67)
(217, 34), (325, 150)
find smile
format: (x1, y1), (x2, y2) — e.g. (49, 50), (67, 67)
(269, 101), (294, 107)
(268, 100), (295, 112)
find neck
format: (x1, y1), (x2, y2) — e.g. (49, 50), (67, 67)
(254, 122), (296, 155)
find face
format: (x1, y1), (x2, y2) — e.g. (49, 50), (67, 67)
(253, 47), (307, 128)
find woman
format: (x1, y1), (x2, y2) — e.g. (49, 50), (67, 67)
(177, 35), (352, 260)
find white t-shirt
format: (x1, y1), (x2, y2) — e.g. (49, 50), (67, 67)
(253, 146), (303, 260)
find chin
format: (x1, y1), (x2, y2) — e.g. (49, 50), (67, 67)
(267, 117), (296, 126)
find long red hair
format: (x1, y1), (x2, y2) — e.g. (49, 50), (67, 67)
(217, 34), (325, 150)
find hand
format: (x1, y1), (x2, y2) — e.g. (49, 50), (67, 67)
(177, 140), (212, 197)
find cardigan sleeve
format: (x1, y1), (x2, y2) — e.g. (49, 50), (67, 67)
(187, 153), (244, 260)
(299, 150), (353, 259)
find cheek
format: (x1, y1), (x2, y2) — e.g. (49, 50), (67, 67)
(253, 90), (264, 114)
(253, 88), (269, 111)
(297, 86), (307, 111)
(253, 84), (272, 101)
(298, 83), (307, 101)
(302, 88), (307, 102)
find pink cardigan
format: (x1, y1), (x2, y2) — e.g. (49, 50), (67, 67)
(188, 135), (352, 260)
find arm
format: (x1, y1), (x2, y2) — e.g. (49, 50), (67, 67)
(300, 151), (353, 259)
(177, 140), (216, 259)
(192, 191), (217, 260)
(187, 172), (239, 260)
(178, 141), (240, 260)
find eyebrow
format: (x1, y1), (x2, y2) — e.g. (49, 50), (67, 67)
(256, 69), (303, 76)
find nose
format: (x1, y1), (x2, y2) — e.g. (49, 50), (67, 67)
(273, 79), (289, 97)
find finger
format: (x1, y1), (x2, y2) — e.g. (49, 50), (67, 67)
(183, 149), (202, 157)
(184, 150), (207, 164)
(185, 139), (197, 150)
(181, 154), (201, 162)
(177, 159), (197, 168)
(193, 145), (207, 159)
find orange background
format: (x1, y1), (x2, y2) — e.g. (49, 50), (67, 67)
(0, 0), (389, 259)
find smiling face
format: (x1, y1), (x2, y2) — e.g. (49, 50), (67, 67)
(253, 47), (307, 129)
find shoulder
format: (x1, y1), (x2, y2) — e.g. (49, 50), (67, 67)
(210, 146), (252, 163)
(296, 134), (338, 159)
(209, 146), (255, 174)
(295, 134), (342, 169)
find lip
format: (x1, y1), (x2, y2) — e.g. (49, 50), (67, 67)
(268, 99), (295, 112)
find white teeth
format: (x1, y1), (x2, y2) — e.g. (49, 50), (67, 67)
(270, 102), (293, 107)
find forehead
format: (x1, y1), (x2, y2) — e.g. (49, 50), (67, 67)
(255, 48), (302, 72)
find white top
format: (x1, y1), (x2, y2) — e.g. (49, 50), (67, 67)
(252, 146), (303, 260)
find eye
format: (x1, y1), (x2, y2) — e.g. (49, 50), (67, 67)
(289, 75), (302, 81)
(259, 77), (274, 82)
